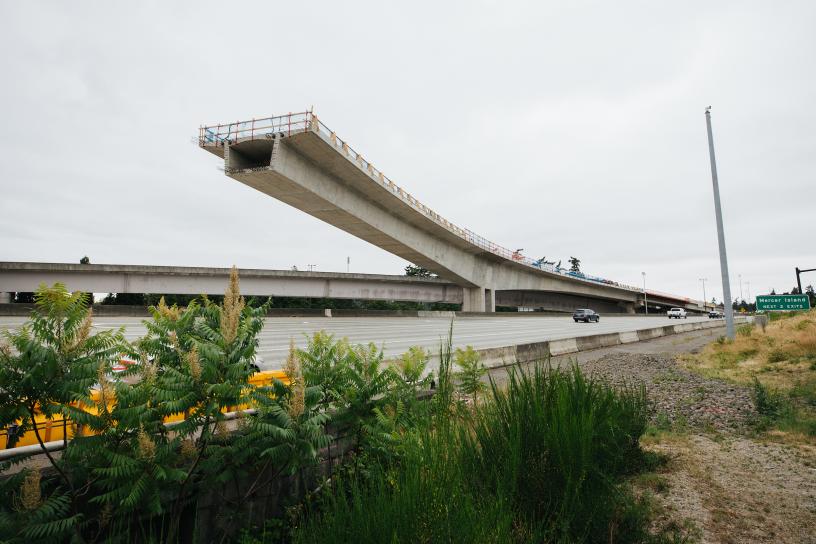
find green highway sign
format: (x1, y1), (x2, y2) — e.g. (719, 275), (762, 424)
(755, 294), (811, 312)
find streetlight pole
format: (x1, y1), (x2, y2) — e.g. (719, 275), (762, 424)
(705, 107), (735, 339)
(699, 278), (707, 311)
(642, 272), (648, 315)
(739, 274), (743, 302)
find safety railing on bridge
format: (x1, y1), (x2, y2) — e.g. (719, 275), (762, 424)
(199, 111), (696, 302)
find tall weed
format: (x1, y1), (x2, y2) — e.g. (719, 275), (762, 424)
(464, 364), (648, 542)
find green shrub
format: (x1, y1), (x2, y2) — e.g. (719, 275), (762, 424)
(463, 364), (649, 542)
(752, 378), (785, 418)
(736, 324), (754, 337)
(453, 345), (488, 405)
(790, 378), (816, 407)
(795, 319), (813, 331)
(294, 425), (515, 544)
(738, 348), (759, 360)
(767, 349), (789, 363)
(292, 364), (654, 544)
(769, 311), (801, 322)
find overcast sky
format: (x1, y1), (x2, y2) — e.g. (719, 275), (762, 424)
(1, 1), (814, 303)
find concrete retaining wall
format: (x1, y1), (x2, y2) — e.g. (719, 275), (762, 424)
(470, 317), (750, 369)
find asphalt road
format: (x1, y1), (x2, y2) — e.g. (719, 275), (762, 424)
(0, 314), (715, 370)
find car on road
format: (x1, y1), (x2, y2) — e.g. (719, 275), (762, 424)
(708, 311), (723, 319)
(573, 308), (600, 323)
(667, 308), (687, 319)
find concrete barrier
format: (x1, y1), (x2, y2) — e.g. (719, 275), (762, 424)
(619, 331), (640, 344)
(576, 333), (622, 351)
(467, 316), (752, 370)
(474, 345), (520, 369)
(417, 311), (457, 318)
(636, 327), (665, 341)
(515, 341), (551, 363)
(549, 337), (579, 356)
(673, 323), (695, 333)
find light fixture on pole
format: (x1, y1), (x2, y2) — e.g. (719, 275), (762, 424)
(699, 278), (707, 311)
(705, 106), (735, 339)
(642, 272), (647, 315)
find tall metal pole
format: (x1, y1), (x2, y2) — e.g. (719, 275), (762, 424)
(739, 274), (743, 302)
(705, 107), (735, 339)
(699, 278), (707, 311)
(796, 267), (802, 295)
(642, 272), (648, 315)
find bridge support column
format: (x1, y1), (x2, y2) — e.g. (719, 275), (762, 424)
(485, 288), (495, 313)
(617, 301), (635, 314)
(0, 292), (10, 304)
(462, 287), (495, 313)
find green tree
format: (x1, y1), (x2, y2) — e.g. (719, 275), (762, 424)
(454, 345), (487, 406)
(396, 346), (430, 395)
(404, 264), (435, 278)
(0, 284), (126, 542)
(12, 292), (35, 303)
(100, 292), (145, 305)
(568, 256), (581, 273)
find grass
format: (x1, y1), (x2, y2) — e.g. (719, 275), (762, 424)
(288, 364), (687, 543)
(681, 309), (816, 442)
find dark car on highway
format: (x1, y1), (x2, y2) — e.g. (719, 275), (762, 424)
(573, 308), (600, 323)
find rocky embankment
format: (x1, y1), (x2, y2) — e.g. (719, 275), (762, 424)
(581, 353), (755, 431)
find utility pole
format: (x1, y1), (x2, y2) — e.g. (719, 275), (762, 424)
(699, 278), (707, 311)
(705, 107), (735, 339)
(347, 256), (350, 273)
(642, 272), (648, 315)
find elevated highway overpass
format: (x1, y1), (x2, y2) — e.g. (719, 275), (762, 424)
(197, 111), (701, 313)
(0, 262), (695, 313)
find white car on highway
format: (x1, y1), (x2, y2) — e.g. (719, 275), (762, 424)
(667, 308), (687, 319)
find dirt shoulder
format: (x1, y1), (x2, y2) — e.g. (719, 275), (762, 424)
(487, 325), (816, 543)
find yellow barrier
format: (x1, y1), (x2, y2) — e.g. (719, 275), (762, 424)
(1, 370), (289, 450)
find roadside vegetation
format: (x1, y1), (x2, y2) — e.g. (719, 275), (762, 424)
(680, 309), (816, 441)
(1, 275), (694, 543)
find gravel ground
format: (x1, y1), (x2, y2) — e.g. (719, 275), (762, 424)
(650, 434), (816, 544)
(580, 353), (755, 432)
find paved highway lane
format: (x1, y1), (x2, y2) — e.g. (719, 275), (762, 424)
(0, 315), (715, 370)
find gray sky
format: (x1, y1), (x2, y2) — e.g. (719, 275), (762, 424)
(1, 1), (814, 303)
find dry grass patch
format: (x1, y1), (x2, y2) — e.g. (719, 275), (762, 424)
(681, 310), (816, 391)
(680, 310), (816, 443)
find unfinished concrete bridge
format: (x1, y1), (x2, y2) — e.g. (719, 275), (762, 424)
(198, 111), (698, 313)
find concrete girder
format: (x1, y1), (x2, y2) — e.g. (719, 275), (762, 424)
(218, 131), (641, 311)
(0, 263), (463, 304)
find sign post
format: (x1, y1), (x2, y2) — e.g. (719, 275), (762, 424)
(755, 295), (811, 312)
